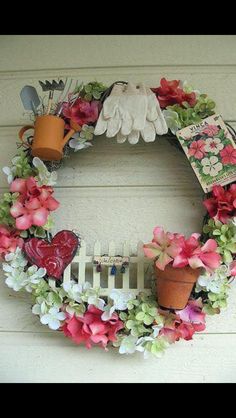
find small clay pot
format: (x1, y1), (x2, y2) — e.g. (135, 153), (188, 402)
(154, 264), (201, 310)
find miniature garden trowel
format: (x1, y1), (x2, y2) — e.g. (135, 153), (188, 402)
(20, 85), (41, 115)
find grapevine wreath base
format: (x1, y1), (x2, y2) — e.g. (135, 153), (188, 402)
(1, 77), (236, 358)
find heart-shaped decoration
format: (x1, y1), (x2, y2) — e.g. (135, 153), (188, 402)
(23, 230), (79, 279)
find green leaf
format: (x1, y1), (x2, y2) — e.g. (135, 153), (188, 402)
(136, 311), (146, 321)
(143, 314), (154, 326)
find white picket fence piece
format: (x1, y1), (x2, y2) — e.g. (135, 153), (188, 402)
(62, 240), (153, 296)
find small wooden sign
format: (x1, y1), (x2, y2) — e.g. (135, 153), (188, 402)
(176, 114), (236, 193)
(93, 255), (130, 266)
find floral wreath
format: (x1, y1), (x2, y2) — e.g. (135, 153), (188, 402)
(1, 77), (236, 359)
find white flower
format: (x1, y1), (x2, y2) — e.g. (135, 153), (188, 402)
(4, 247), (27, 267)
(197, 265), (229, 293)
(162, 109), (181, 135)
(69, 137), (92, 152)
(102, 289), (135, 320)
(2, 166), (13, 184)
(201, 156), (223, 177)
(40, 307), (66, 330)
(204, 138), (224, 154)
(119, 335), (138, 354)
(181, 80), (200, 97)
(231, 217), (236, 227)
(110, 289), (135, 310)
(32, 299), (48, 316)
(135, 336), (155, 359)
(62, 281), (83, 303)
(32, 157), (57, 186)
(3, 248), (46, 292)
(24, 265), (47, 292)
(87, 294), (105, 310)
(152, 324), (163, 338)
(4, 269), (29, 291)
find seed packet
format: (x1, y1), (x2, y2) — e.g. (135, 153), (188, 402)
(176, 114), (236, 192)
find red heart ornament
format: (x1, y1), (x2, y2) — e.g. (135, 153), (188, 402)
(23, 230), (79, 280)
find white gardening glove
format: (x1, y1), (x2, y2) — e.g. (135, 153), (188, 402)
(116, 87), (168, 144)
(94, 82), (148, 138)
(141, 87), (168, 141)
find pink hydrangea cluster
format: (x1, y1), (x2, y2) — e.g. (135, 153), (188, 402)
(62, 305), (124, 349)
(160, 299), (206, 342)
(9, 177), (59, 230)
(62, 98), (100, 128)
(0, 225), (24, 259)
(143, 226), (221, 271)
(203, 184), (236, 224)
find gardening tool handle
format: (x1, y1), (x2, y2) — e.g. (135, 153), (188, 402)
(18, 125), (35, 146)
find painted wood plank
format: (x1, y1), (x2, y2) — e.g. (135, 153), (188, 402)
(0, 68), (236, 125)
(108, 241), (116, 290)
(1, 35), (236, 71)
(93, 241), (101, 288)
(122, 241), (130, 290)
(1, 331), (236, 382)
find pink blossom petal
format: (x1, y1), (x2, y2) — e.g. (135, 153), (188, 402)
(153, 226), (165, 244)
(10, 202), (25, 218)
(155, 252), (173, 270)
(89, 321), (107, 336)
(172, 254), (189, 268)
(201, 239), (217, 253)
(10, 178), (27, 193)
(25, 197), (41, 210)
(230, 260), (236, 276)
(199, 252), (221, 270)
(31, 208), (48, 226)
(143, 243), (161, 259)
(44, 196), (59, 211)
(90, 334), (108, 346)
(15, 214), (32, 230)
(188, 256), (204, 269)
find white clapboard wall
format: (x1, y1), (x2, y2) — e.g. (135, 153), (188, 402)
(1, 35), (236, 383)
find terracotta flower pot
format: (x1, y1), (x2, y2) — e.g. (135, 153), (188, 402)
(18, 115), (81, 161)
(154, 264), (201, 310)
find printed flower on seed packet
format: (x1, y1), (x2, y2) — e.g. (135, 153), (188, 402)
(204, 138), (224, 154)
(202, 125), (219, 137)
(188, 140), (206, 160)
(201, 156), (223, 177)
(220, 145), (236, 165)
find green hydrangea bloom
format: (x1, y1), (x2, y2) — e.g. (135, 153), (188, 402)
(0, 193), (18, 226)
(203, 219), (236, 263)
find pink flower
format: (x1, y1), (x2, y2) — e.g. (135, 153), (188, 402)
(62, 98), (100, 127)
(176, 299), (206, 326)
(144, 227), (221, 272)
(172, 235), (221, 271)
(151, 78), (197, 109)
(160, 298), (206, 343)
(229, 260), (236, 276)
(220, 145), (236, 165)
(202, 125), (219, 137)
(143, 226), (182, 270)
(188, 140), (206, 160)
(203, 184), (236, 223)
(62, 305), (124, 349)
(0, 225), (24, 259)
(10, 177), (59, 230)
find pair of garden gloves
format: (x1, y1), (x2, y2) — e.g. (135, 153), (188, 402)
(94, 82), (168, 144)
